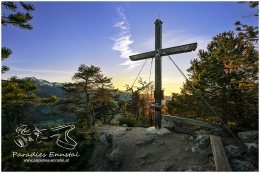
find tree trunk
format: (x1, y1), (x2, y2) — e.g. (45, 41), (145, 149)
(221, 88), (228, 125)
(85, 90), (95, 127)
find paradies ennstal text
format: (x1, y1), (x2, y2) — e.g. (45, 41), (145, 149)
(12, 151), (80, 158)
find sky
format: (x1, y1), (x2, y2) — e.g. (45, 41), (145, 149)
(2, 1), (258, 96)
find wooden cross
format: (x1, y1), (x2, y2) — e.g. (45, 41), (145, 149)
(129, 19), (197, 129)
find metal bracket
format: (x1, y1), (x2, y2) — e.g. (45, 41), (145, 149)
(155, 49), (161, 56)
(150, 104), (163, 110)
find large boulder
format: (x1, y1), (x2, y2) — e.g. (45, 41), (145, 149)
(161, 118), (176, 130)
(224, 145), (242, 159)
(237, 131), (258, 143)
(230, 159), (256, 171)
(244, 142), (258, 155)
(192, 134), (212, 156)
(237, 131), (258, 156)
(195, 134), (210, 149)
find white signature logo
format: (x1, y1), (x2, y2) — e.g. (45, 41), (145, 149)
(14, 124), (77, 150)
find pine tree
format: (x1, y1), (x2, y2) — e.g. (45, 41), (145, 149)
(235, 2), (258, 43)
(1, 1), (35, 73)
(2, 77), (58, 134)
(2, 2), (37, 134)
(167, 31), (258, 130)
(2, 1), (35, 29)
(62, 65), (115, 128)
(167, 2), (258, 130)
(125, 77), (152, 121)
(1, 47), (11, 73)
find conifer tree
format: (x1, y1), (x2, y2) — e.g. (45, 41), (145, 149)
(62, 65), (115, 128)
(1, 1), (35, 73)
(166, 2), (258, 130)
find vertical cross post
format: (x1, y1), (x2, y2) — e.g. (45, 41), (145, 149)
(154, 19), (162, 129)
(129, 19), (197, 130)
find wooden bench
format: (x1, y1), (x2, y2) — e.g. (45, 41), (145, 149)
(162, 115), (217, 130)
(161, 115), (217, 135)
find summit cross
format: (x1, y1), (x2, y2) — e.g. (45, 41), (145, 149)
(129, 19), (198, 129)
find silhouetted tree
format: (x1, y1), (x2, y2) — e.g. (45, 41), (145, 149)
(62, 65), (115, 127)
(1, 1), (35, 73)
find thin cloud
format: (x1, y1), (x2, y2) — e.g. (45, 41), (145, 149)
(112, 7), (140, 70)
(120, 59), (141, 70)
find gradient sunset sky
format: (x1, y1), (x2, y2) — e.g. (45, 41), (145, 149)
(2, 1), (258, 95)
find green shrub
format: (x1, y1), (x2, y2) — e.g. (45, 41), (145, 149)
(118, 115), (137, 127)
(136, 116), (150, 127)
(118, 114), (150, 127)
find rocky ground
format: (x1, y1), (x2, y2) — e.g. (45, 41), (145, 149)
(85, 125), (258, 171)
(86, 125), (216, 171)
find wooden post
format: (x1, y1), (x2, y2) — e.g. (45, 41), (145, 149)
(210, 135), (232, 171)
(154, 19), (162, 129)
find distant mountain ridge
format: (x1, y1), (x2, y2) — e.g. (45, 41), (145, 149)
(26, 77), (62, 87)
(24, 77), (65, 98)
(21, 77), (76, 126)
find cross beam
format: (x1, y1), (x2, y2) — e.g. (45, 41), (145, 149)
(129, 19), (197, 129)
(129, 43), (197, 61)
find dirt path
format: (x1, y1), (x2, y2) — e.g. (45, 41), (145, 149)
(87, 125), (215, 171)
